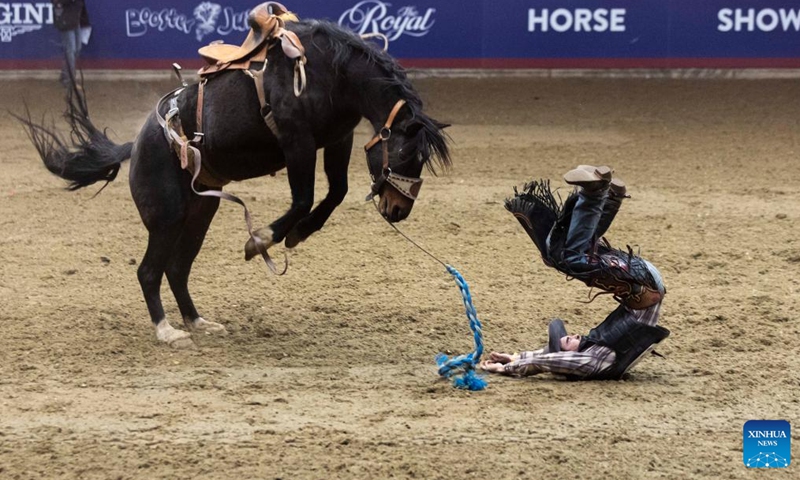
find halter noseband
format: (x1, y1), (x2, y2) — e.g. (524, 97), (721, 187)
(364, 99), (424, 201)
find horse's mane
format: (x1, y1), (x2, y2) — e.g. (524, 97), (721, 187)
(301, 20), (451, 174)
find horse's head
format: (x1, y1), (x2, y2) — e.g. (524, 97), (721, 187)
(297, 21), (451, 222)
(364, 100), (450, 222)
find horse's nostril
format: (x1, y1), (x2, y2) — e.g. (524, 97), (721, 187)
(391, 205), (407, 222)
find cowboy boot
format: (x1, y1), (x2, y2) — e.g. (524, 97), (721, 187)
(576, 164), (627, 197)
(575, 165), (628, 237)
(564, 165), (613, 192)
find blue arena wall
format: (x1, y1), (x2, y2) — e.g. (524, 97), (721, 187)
(1, 0), (798, 70)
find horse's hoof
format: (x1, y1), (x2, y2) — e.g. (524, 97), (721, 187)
(155, 320), (196, 348)
(185, 317), (228, 335)
(169, 336), (196, 349)
(285, 229), (302, 249)
(244, 227), (276, 261)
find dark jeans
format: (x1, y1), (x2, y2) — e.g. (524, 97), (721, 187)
(59, 29), (82, 86)
(562, 187), (622, 272)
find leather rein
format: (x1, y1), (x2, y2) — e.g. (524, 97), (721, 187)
(363, 99), (424, 201)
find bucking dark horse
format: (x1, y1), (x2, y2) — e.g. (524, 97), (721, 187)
(18, 3), (451, 347)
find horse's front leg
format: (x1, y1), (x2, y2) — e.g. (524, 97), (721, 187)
(245, 139), (316, 260)
(285, 133), (352, 248)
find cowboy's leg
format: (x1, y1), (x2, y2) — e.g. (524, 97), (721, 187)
(595, 191), (624, 238)
(60, 29), (80, 84)
(561, 166), (612, 271)
(575, 165), (627, 238)
(593, 254), (666, 309)
(74, 27), (83, 60)
(564, 187), (607, 259)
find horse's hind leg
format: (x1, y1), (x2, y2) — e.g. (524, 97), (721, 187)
(138, 226), (195, 348)
(131, 112), (196, 347)
(164, 195), (226, 335)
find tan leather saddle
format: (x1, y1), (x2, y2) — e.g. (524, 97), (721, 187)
(198, 2), (304, 75)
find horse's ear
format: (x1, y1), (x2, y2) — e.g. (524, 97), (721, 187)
(404, 120), (424, 136)
(406, 120), (449, 136)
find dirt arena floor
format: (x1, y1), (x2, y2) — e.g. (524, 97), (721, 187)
(1, 75), (798, 479)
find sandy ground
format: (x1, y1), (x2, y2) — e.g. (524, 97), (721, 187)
(0, 76), (799, 479)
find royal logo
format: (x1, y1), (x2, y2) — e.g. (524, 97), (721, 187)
(125, 2), (250, 41)
(339, 1), (435, 42)
(743, 420), (791, 468)
(0, 2), (52, 43)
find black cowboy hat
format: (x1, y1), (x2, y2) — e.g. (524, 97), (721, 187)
(545, 319), (569, 353)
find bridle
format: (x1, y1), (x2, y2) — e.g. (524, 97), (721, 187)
(363, 99), (424, 201)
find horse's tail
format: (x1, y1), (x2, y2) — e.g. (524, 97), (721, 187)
(14, 82), (132, 191)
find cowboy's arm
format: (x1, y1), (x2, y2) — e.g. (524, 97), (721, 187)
(503, 345), (616, 378)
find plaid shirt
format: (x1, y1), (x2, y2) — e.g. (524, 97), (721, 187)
(503, 302), (662, 379)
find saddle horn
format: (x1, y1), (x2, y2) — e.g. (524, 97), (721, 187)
(172, 63), (188, 87)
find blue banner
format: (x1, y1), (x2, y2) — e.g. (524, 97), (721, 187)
(1, 1), (798, 69)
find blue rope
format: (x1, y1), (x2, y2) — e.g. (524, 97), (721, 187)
(435, 265), (487, 391)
